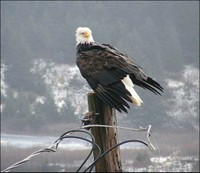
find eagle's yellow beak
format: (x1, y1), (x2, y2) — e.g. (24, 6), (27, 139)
(83, 32), (90, 38)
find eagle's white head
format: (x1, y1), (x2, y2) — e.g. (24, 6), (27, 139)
(76, 27), (94, 45)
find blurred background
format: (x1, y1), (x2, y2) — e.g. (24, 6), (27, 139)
(1, 1), (199, 172)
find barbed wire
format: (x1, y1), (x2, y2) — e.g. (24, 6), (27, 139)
(1, 114), (156, 172)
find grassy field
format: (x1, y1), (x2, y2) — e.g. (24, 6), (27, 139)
(1, 129), (199, 172)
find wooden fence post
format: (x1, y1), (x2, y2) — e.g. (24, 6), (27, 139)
(87, 92), (122, 172)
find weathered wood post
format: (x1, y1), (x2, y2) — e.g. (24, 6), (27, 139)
(87, 92), (122, 172)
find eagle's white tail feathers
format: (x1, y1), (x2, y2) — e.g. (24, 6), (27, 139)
(122, 75), (143, 106)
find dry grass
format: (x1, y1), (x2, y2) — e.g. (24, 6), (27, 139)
(1, 146), (93, 172)
(1, 129), (199, 172)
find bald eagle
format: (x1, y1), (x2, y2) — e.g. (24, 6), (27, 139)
(76, 27), (163, 113)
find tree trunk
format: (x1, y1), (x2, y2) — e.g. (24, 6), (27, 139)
(87, 92), (122, 172)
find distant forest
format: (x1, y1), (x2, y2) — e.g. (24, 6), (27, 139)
(1, 1), (199, 134)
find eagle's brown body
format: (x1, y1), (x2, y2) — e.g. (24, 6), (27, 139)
(76, 41), (163, 113)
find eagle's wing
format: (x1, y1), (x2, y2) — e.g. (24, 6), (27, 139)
(102, 43), (164, 95)
(76, 43), (163, 112)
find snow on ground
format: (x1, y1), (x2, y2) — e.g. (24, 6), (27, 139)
(123, 156), (198, 172)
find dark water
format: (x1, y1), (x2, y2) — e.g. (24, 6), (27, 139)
(1, 133), (144, 149)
